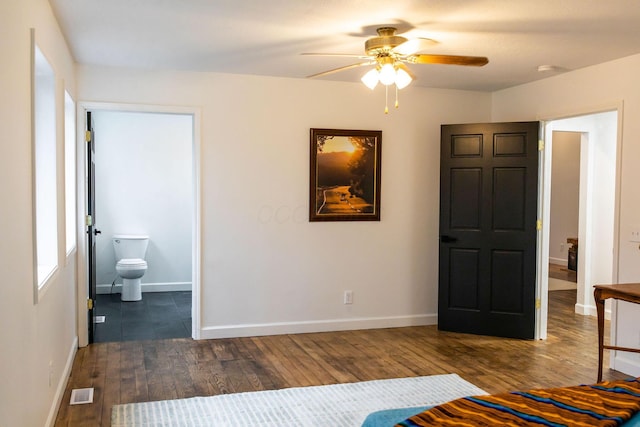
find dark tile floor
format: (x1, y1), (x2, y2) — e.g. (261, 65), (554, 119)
(94, 291), (192, 342)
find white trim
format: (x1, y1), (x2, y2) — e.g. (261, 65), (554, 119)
(45, 336), (78, 427)
(30, 28), (38, 304)
(75, 104), (88, 347)
(535, 102), (623, 341)
(535, 121), (549, 340)
(97, 281), (192, 294)
(199, 314), (437, 339)
(548, 257), (567, 265)
(574, 303), (610, 319)
(612, 354), (640, 378)
(191, 109), (202, 340)
(76, 101), (201, 345)
(36, 265), (59, 303)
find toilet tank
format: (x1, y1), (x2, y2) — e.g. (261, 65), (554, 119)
(113, 234), (149, 260)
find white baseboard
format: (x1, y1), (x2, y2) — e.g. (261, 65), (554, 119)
(549, 257), (567, 266)
(46, 336), (78, 427)
(97, 281), (192, 294)
(612, 353), (640, 377)
(574, 303), (609, 319)
(199, 313), (437, 339)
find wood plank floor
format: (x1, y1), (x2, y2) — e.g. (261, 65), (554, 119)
(54, 290), (627, 426)
(549, 262), (577, 282)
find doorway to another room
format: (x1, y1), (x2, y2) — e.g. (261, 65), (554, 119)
(89, 110), (195, 342)
(548, 131), (580, 293)
(539, 109), (620, 339)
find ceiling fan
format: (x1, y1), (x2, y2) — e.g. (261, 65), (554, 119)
(303, 27), (489, 112)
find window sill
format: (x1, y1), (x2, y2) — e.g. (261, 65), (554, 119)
(35, 264), (58, 304)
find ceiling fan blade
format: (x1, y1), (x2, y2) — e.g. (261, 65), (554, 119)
(409, 54), (489, 66)
(302, 53), (371, 59)
(307, 61), (375, 79)
(396, 62), (416, 79)
(392, 38), (438, 56)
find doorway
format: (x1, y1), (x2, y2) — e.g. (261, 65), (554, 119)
(547, 131), (580, 293)
(76, 103), (202, 346)
(537, 109), (620, 339)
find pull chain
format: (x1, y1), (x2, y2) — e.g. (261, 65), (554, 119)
(384, 85), (389, 114)
(395, 84), (399, 109)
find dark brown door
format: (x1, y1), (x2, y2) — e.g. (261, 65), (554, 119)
(439, 122), (539, 339)
(86, 111), (100, 343)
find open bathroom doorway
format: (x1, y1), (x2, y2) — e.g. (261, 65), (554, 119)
(79, 104), (201, 344)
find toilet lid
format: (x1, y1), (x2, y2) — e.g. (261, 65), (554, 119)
(117, 258), (147, 267)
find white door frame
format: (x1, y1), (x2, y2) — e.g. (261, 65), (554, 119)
(535, 102), (623, 340)
(76, 101), (202, 346)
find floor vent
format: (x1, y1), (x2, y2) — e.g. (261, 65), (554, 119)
(94, 315), (106, 323)
(70, 387), (94, 405)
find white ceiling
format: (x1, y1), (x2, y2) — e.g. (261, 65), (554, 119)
(49, 0), (640, 91)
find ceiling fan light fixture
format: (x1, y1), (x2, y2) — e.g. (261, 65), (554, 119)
(361, 68), (379, 89)
(378, 63), (396, 86)
(395, 68), (412, 89)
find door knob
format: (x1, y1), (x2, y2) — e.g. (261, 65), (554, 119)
(94, 229), (102, 236)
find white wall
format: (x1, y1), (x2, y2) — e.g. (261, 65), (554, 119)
(549, 131), (580, 265)
(0, 0), (78, 425)
(493, 58), (640, 376)
(93, 111), (192, 292)
(78, 66), (492, 338)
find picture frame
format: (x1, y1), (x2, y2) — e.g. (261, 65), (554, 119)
(309, 128), (382, 222)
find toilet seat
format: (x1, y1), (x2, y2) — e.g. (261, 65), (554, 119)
(116, 258), (147, 269)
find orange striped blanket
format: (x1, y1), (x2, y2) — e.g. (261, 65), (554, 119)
(397, 377), (640, 427)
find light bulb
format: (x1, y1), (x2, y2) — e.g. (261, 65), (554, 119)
(395, 68), (412, 89)
(361, 68), (379, 89)
(378, 63), (396, 86)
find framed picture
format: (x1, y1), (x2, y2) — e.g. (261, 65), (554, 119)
(309, 128), (382, 222)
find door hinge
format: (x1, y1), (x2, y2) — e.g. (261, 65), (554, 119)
(535, 298), (541, 309)
(538, 140), (545, 151)
(85, 130), (91, 142)
(87, 298), (94, 310)
(86, 215), (93, 226)
(536, 219), (542, 230)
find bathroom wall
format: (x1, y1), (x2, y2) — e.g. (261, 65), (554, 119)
(93, 110), (193, 292)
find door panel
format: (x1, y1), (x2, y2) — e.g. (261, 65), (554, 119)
(490, 250), (524, 313)
(449, 248), (480, 309)
(493, 168), (526, 230)
(450, 168), (482, 229)
(439, 121), (539, 339)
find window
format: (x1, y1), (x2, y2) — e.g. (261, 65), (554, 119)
(32, 36), (58, 296)
(64, 90), (76, 255)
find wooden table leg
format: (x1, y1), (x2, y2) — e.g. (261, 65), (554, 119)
(594, 288), (605, 382)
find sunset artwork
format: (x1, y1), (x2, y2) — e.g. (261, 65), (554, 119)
(309, 129), (382, 222)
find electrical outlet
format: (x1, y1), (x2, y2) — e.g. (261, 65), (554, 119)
(344, 290), (353, 305)
(560, 243), (565, 252)
(631, 229), (640, 243)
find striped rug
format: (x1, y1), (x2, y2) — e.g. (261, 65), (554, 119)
(111, 374), (486, 426)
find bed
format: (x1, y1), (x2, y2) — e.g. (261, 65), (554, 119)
(363, 377), (640, 426)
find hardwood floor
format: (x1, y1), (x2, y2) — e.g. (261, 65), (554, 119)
(549, 262), (577, 282)
(54, 290), (627, 426)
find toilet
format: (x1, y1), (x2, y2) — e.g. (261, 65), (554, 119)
(112, 234), (149, 301)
